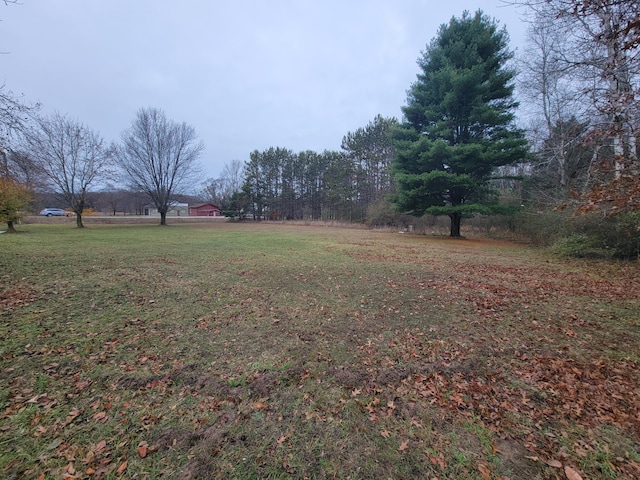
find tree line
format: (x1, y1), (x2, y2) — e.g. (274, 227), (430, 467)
(215, 115), (397, 222)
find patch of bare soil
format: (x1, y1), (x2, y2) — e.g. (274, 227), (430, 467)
(495, 438), (544, 479)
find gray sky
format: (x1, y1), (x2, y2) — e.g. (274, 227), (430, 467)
(2, 1), (528, 184)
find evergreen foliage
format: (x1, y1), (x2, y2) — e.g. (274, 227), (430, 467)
(392, 10), (528, 237)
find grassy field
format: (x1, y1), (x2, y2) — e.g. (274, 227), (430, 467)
(1, 222), (639, 479)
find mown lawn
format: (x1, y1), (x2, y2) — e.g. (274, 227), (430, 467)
(1, 222), (639, 479)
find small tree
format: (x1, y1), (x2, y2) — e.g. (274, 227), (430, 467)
(392, 11), (528, 237)
(0, 176), (31, 232)
(26, 113), (114, 228)
(118, 107), (204, 226)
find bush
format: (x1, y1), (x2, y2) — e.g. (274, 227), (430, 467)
(501, 209), (574, 246)
(551, 212), (640, 260)
(366, 198), (416, 229)
(611, 212), (640, 259)
(551, 234), (612, 258)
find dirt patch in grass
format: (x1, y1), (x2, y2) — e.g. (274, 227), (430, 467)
(1, 223), (639, 479)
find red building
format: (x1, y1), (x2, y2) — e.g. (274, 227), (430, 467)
(189, 203), (222, 216)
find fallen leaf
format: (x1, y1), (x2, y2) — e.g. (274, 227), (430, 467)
(546, 459), (563, 469)
(138, 446), (147, 458)
(564, 465), (583, 480)
(380, 430), (390, 438)
(86, 468), (96, 475)
(116, 461), (128, 475)
(477, 462), (491, 479)
(398, 440), (409, 451)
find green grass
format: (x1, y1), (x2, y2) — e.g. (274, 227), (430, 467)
(1, 222), (639, 479)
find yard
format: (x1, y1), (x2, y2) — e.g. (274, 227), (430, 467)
(1, 222), (639, 479)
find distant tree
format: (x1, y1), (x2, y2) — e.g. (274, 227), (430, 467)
(221, 159), (244, 198)
(342, 115), (398, 219)
(0, 176), (31, 232)
(243, 150), (269, 219)
(117, 107), (204, 225)
(26, 113), (114, 228)
(201, 177), (224, 205)
(392, 11), (528, 237)
(201, 159), (244, 210)
(530, 117), (593, 200)
(321, 150), (354, 221)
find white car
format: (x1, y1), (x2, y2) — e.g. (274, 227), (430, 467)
(39, 208), (69, 217)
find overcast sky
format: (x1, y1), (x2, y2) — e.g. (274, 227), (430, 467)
(2, 1), (528, 183)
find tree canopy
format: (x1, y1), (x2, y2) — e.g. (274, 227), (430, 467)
(392, 10), (528, 237)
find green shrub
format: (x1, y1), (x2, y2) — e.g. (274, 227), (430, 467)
(551, 234), (612, 258)
(551, 212), (640, 259)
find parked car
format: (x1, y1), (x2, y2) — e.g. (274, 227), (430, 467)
(39, 208), (69, 217)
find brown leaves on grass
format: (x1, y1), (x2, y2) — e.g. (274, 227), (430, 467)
(514, 357), (640, 434)
(0, 283), (39, 311)
(404, 350), (639, 438)
(414, 260), (639, 325)
(363, 328), (639, 477)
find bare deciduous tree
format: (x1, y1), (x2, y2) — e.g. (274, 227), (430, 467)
(516, 11), (592, 202)
(201, 159), (244, 210)
(117, 107), (204, 226)
(513, 0), (640, 214)
(26, 112), (115, 228)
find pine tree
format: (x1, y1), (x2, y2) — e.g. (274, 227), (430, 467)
(392, 10), (528, 237)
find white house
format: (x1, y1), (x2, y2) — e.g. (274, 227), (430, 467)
(143, 202), (189, 217)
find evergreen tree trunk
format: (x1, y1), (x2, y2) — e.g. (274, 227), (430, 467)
(449, 212), (462, 238)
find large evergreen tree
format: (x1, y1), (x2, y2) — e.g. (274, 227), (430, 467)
(392, 10), (528, 237)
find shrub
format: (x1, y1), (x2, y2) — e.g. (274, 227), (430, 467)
(552, 212), (640, 259)
(551, 234), (612, 258)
